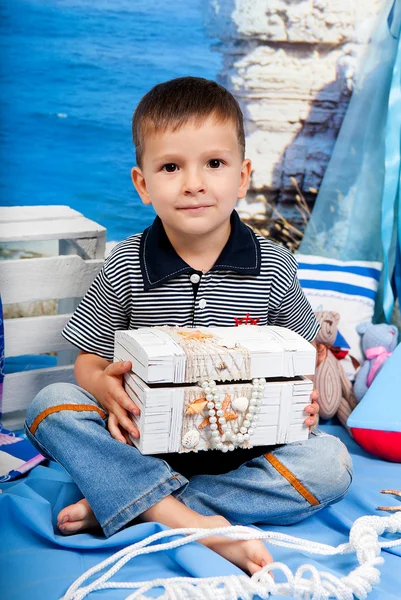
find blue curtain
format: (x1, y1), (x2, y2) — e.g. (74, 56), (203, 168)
(300, 0), (401, 324)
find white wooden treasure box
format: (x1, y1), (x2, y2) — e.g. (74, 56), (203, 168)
(114, 325), (315, 455)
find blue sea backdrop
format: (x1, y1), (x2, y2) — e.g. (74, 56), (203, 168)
(0, 0), (222, 241)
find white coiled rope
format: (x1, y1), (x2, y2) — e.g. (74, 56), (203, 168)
(62, 512), (401, 600)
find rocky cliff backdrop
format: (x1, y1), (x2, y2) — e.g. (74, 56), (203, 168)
(207, 0), (381, 238)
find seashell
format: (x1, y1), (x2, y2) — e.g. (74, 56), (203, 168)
(218, 338), (237, 349)
(182, 429), (200, 449)
(231, 396), (249, 413)
(186, 398), (208, 414)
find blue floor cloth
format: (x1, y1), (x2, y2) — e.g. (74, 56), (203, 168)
(1, 423), (400, 600)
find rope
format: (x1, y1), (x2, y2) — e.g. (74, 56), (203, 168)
(61, 512), (401, 600)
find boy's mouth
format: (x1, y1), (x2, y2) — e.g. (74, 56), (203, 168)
(178, 205), (212, 212)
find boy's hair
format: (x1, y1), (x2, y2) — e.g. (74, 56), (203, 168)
(132, 77), (245, 167)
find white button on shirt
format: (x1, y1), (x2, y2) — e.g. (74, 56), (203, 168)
(190, 273), (201, 284)
(199, 298), (207, 309)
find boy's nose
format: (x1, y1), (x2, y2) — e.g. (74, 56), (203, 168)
(183, 169), (206, 195)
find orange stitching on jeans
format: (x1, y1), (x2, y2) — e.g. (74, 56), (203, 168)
(30, 404), (107, 435)
(264, 452), (320, 506)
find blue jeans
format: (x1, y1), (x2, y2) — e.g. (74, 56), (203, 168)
(25, 383), (353, 538)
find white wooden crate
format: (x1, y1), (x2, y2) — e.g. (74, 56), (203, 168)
(1, 205), (106, 430)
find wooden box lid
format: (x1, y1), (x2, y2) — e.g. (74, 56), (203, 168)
(114, 325), (316, 385)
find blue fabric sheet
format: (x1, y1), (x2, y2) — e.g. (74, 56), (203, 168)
(1, 423), (400, 600)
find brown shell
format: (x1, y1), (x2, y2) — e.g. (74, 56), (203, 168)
(186, 398), (208, 415)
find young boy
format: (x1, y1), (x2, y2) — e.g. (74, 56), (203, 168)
(25, 77), (352, 576)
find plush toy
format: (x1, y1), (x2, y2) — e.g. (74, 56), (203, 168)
(353, 322), (398, 403)
(314, 311), (357, 428)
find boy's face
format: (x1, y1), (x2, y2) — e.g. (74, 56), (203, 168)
(131, 115), (251, 245)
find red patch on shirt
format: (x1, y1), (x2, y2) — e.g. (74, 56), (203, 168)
(234, 313), (260, 326)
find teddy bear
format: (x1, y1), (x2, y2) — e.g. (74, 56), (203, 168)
(313, 311), (358, 428)
(353, 322), (398, 402)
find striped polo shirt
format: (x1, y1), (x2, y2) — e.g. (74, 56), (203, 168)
(62, 211), (319, 360)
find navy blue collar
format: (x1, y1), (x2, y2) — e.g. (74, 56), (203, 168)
(140, 210), (261, 291)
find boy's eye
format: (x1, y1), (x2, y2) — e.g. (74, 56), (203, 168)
(208, 159), (223, 169)
(162, 163), (178, 173)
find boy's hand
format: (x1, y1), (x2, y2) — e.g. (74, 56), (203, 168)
(304, 389), (319, 431)
(96, 361), (141, 444)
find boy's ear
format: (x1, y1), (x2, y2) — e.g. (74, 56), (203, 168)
(131, 167), (152, 205)
(238, 159), (252, 199)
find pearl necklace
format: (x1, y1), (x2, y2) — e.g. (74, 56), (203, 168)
(198, 378), (266, 452)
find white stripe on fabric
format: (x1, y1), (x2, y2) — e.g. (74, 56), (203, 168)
(297, 269), (380, 291)
(296, 253), (382, 270)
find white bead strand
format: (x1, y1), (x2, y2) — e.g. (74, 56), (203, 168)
(196, 378), (266, 452)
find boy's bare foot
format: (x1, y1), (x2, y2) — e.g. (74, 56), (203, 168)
(57, 498), (99, 534)
(56, 498), (273, 576)
(199, 515), (273, 576)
